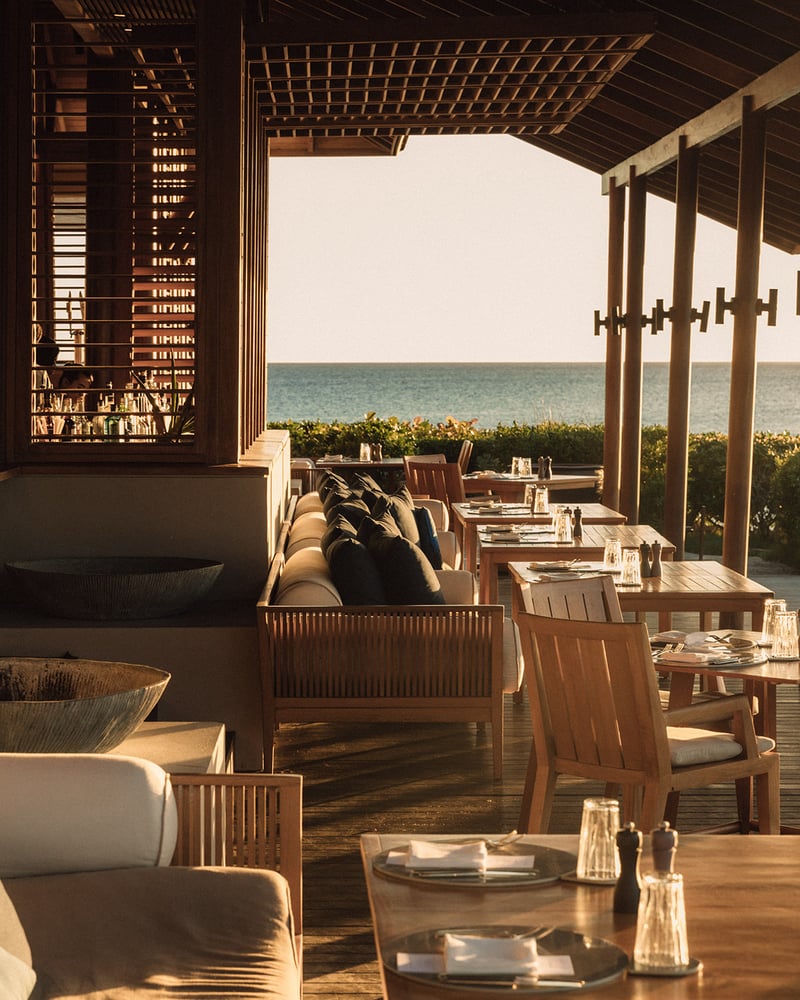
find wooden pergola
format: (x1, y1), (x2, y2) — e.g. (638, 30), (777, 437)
(4, 1), (800, 571)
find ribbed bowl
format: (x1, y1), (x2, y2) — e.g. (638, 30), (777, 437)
(0, 657), (171, 753)
(5, 556), (224, 620)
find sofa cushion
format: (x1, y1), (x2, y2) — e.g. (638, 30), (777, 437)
(367, 533), (446, 605)
(372, 491), (421, 544)
(0, 754), (177, 878)
(412, 505), (443, 569)
(356, 510), (401, 547)
(285, 510), (328, 558)
(0, 946), (35, 1000)
(322, 486), (364, 517)
(316, 471), (349, 502)
(326, 537), (387, 605)
(324, 497), (372, 529)
(276, 549), (342, 606)
(293, 491), (324, 516)
(3, 866), (300, 1000)
(320, 513), (358, 557)
(351, 471), (383, 492)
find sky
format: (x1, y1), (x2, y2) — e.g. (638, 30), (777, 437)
(266, 133), (800, 364)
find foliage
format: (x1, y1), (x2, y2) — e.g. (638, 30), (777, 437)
(771, 449), (800, 566)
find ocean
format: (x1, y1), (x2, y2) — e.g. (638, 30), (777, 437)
(267, 362), (800, 435)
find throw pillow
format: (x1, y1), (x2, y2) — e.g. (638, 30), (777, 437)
(367, 533), (445, 605)
(352, 471), (383, 492)
(317, 471), (349, 502)
(322, 484), (363, 516)
(372, 490), (421, 545)
(326, 537), (387, 605)
(0, 947), (36, 1000)
(320, 513), (358, 556)
(412, 505), (443, 569)
(324, 497), (372, 529)
(356, 510), (401, 548)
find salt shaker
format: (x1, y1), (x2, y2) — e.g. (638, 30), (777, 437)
(651, 821), (677, 872)
(639, 542), (651, 578)
(544, 456), (553, 480)
(537, 456), (546, 479)
(650, 541), (663, 578)
(613, 822), (642, 914)
(573, 505), (583, 539)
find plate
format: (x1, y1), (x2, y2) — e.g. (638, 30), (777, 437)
(560, 871), (618, 886)
(385, 925), (629, 993)
(528, 561), (585, 571)
(373, 841), (577, 887)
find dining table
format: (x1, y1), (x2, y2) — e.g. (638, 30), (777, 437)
(508, 559), (775, 632)
(477, 523), (675, 604)
(453, 501), (627, 574)
(362, 831), (800, 999)
(463, 471), (601, 503)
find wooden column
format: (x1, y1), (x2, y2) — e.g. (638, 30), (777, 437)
(619, 169), (647, 522)
(602, 178), (625, 512)
(196, 0), (244, 464)
(663, 139), (699, 559)
(722, 97), (767, 577)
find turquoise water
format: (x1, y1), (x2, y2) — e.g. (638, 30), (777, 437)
(267, 362), (800, 434)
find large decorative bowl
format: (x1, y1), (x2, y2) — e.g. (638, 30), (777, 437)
(0, 657), (171, 753)
(5, 556), (224, 620)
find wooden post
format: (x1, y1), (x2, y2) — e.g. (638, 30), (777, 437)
(619, 169), (647, 522)
(663, 139), (699, 559)
(722, 97), (766, 579)
(602, 178), (625, 512)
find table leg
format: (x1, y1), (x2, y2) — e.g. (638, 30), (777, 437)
(479, 552), (499, 604)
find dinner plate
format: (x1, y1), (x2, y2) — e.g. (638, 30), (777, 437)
(373, 840), (577, 887)
(385, 925), (629, 993)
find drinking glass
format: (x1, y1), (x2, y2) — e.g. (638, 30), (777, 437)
(759, 598), (787, 646)
(603, 538), (622, 571)
(620, 547), (642, 586)
(518, 457), (532, 478)
(770, 610), (799, 659)
(633, 872), (690, 970)
(554, 508), (573, 542)
(533, 486), (549, 514)
(576, 798), (621, 881)
(359, 442), (372, 462)
(511, 457), (521, 476)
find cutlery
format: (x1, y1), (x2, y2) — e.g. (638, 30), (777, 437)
(436, 974), (585, 989)
(409, 868), (537, 879)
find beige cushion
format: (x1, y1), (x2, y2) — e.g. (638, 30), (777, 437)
(414, 497), (449, 531)
(0, 754), (177, 878)
(0, 946), (35, 1000)
(276, 548), (342, 606)
(294, 491), (324, 516)
(435, 569), (476, 605)
(289, 510), (327, 540)
(503, 619), (524, 694)
(667, 728), (775, 767)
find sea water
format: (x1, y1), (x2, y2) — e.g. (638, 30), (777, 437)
(267, 362), (800, 434)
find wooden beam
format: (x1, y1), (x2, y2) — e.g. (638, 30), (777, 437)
(619, 169), (647, 522)
(722, 97), (766, 582)
(602, 178), (625, 512)
(602, 50), (800, 193)
(247, 13), (655, 48)
(664, 138), (700, 560)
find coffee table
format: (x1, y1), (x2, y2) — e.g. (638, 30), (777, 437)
(453, 501), (627, 574)
(478, 524), (675, 604)
(362, 832), (800, 999)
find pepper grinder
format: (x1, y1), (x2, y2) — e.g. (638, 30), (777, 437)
(613, 822), (642, 914)
(573, 505), (583, 539)
(639, 542), (651, 578)
(537, 456), (546, 479)
(650, 540), (663, 578)
(544, 456), (553, 480)
(651, 821), (677, 872)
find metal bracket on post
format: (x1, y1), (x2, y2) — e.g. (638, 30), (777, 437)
(593, 306), (624, 336)
(652, 298), (711, 333)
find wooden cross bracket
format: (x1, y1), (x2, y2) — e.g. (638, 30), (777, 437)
(716, 286), (778, 325)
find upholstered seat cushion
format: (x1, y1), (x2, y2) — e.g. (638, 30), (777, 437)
(1, 867), (299, 1000)
(667, 727), (776, 767)
(285, 510), (328, 558)
(293, 491), (324, 516)
(276, 549), (342, 606)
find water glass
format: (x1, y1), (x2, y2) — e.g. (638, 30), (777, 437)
(533, 486), (549, 514)
(359, 442), (372, 462)
(770, 610), (799, 659)
(759, 598), (787, 646)
(576, 798), (621, 881)
(603, 538), (622, 571)
(620, 547), (642, 586)
(511, 457), (521, 476)
(518, 457), (533, 478)
(554, 508), (573, 542)
(633, 872), (690, 970)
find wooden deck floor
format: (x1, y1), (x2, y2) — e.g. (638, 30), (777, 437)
(273, 564), (800, 999)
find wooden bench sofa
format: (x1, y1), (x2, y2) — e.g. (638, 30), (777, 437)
(257, 482), (521, 778)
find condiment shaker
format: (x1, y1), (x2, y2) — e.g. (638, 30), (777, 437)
(613, 822), (642, 913)
(650, 541), (662, 578)
(573, 505), (583, 539)
(639, 542), (651, 578)
(651, 821), (677, 872)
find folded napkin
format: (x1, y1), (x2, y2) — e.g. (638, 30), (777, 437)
(443, 933), (538, 976)
(406, 840), (489, 869)
(656, 650), (714, 665)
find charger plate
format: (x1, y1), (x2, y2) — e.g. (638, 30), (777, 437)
(385, 925), (629, 993)
(373, 840), (576, 887)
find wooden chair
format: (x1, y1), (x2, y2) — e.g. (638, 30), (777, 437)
(510, 572), (622, 626)
(457, 439), (473, 474)
(170, 772), (303, 945)
(403, 460), (467, 517)
(514, 612), (780, 835)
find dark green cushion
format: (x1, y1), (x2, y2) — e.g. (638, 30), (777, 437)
(322, 485), (364, 516)
(326, 537), (387, 605)
(324, 497), (372, 529)
(320, 514), (358, 557)
(352, 472), (383, 492)
(366, 533), (445, 605)
(317, 471), (349, 502)
(356, 511), (401, 548)
(371, 490), (420, 544)
(413, 506), (443, 569)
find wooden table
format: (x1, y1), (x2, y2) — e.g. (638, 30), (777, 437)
(362, 832), (800, 999)
(453, 502), (627, 574)
(509, 560), (775, 632)
(463, 472), (600, 502)
(478, 524), (675, 604)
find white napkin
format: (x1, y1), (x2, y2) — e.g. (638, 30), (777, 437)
(656, 650), (714, 665)
(443, 933), (538, 976)
(406, 840), (489, 869)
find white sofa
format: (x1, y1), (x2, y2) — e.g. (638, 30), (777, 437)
(0, 754), (301, 999)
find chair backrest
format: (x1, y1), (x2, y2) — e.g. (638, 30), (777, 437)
(515, 613), (668, 783)
(403, 460), (466, 510)
(457, 440), (473, 473)
(403, 453), (446, 490)
(512, 574), (623, 624)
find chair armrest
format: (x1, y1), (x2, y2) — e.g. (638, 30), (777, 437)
(436, 569), (477, 605)
(663, 694), (760, 756)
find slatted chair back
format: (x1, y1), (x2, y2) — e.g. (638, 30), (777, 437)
(403, 460), (466, 514)
(511, 573), (623, 625)
(457, 440), (473, 473)
(515, 612), (779, 835)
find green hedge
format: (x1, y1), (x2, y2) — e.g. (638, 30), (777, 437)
(270, 416), (800, 564)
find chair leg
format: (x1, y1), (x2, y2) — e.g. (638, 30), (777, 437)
(735, 775), (755, 833)
(663, 790), (681, 828)
(755, 760), (781, 835)
(518, 745), (556, 834)
(639, 783), (669, 832)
